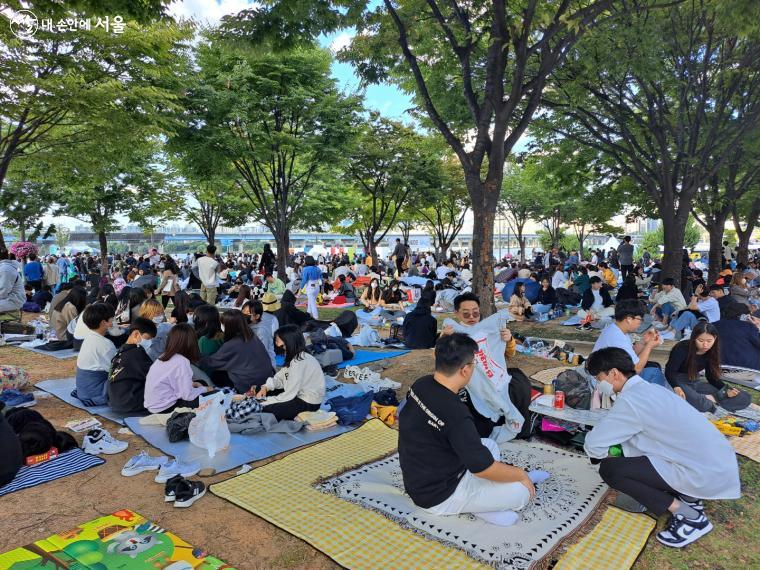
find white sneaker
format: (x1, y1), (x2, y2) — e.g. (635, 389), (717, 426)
(82, 428), (128, 455)
(155, 458), (202, 483)
(121, 451), (168, 476)
(659, 330), (676, 341)
(653, 322), (668, 330)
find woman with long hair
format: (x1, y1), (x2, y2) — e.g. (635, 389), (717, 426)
(200, 310), (274, 393)
(156, 255), (180, 309)
(259, 243), (275, 275)
(665, 321), (750, 412)
(508, 282), (533, 321)
(128, 287), (148, 323)
(256, 324), (325, 420)
(170, 290), (190, 324)
(379, 279), (406, 322)
(234, 284), (252, 308)
(193, 304), (224, 356)
(50, 286), (87, 342)
(533, 277), (557, 315)
(144, 324), (210, 414)
(729, 272), (752, 307)
(359, 277), (383, 310)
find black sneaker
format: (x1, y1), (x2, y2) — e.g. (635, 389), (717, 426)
(656, 512), (713, 548)
(164, 474), (186, 503)
(174, 479), (206, 508)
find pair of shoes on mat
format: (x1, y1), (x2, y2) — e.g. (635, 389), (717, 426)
(0, 389), (35, 408)
(82, 428), (128, 455)
(164, 475), (206, 507)
(121, 451), (201, 482)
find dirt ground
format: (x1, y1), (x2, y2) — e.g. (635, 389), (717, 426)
(1, 318), (756, 569)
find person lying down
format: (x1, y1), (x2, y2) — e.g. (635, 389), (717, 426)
(398, 333), (549, 527)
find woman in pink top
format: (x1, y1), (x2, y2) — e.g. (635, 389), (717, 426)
(144, 324), (209, 414)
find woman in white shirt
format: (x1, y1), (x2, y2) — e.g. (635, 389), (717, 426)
(256, 324), (325, 420)
(584, 347), (740, 549)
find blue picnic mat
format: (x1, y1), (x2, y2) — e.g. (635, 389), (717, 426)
(276, 349), (410, 369)
(0, 448), (104, 497)
(36, 377), (135, 425)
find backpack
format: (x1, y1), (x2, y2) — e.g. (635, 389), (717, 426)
(553, 369), (593, 410)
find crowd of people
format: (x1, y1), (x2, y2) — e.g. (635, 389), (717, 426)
(1, 234), (759, 550)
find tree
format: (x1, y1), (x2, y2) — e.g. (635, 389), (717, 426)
(176, 37), (360, 277)
(543, 0), (760, 287)
(0, 2), (178, 249)
(414, 156), (470, 261)
(0, 174), (55, 242)
(224, 0), (654, 316)
(341, 114), (432, 261)
(55, 226), (70, 251)
(733, 191), (760, 264)
(638, 218), (702, 259)
(499, 161), (542, 263)
(692, 134), (760, 280)
(179, 178), (249, 249)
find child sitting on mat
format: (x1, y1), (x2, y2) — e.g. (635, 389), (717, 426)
(144, 324), (211, 414)
(255, 324), (325, 421)
(108, 317), (157, 415)
(73, 303), (117, 406)
(583, 347), (740, 548)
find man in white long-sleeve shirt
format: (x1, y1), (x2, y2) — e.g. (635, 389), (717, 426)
(195, 244), (220, 304)
(584, 347), (740, 549)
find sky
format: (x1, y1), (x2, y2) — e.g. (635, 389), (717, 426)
(44, 0), (413, 230)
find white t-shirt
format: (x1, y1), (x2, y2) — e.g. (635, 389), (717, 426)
(196, 256), (219, 288)
(696, 297), (720, 323)
(76, 329), (117, 372)
(552, 271), (566, 290)
(593, 322), (639, 364)
(590, 289), (604, 311)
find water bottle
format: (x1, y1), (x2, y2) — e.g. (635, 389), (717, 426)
(35, 321), (44, 340)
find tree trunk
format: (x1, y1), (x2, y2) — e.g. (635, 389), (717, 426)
(0, 230), (5, 250)
(517, 232), (526, 263)
(468, 174), (497, 316)
(207, 226), (216, 249)
(706, 216), (727, 283)
(661, 215), (687, 289)
(274, 232), (289, 279)
(734, 199), (759, 265)
(366, 231), (378, 263)
(98, 230), (109, 276)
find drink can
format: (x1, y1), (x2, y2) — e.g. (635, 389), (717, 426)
(553, 391), (565, 409)
(543, 383), (554, 395)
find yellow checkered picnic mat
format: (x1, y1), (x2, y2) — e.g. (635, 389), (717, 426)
(210, 419), (487, 570)
(731, 430), (760, 463)
(554, 507), (655, 570)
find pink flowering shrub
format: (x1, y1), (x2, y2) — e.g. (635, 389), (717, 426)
(9, 241), (39, 259)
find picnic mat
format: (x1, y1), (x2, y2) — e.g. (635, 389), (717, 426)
(0, 448), (104, 497)
(12, 341), (78, 360)
(275, 348), (410, 369)
(730, 430), (760, 463)
(211, 420), (607, 570)
(554, 507), (655, 570)
(530, 397), (609, 427)
(125, 416), (356, 474)
(297, 301), (355, 309)
(530, 366), (571, 386)
(721, 366), (760, 390)
(715, 403), (760, 422)
(0, 509), (231, 569)
(36, 377), (131, 425)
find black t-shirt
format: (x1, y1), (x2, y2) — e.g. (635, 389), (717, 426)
(398, 375), (495, 508)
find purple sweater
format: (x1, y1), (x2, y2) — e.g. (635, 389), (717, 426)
(144, 354), (206, 413)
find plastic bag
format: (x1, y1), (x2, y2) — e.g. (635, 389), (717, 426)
(188, 391), (232, 457)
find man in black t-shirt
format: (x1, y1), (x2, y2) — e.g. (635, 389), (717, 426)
(399, 334), (545, 527)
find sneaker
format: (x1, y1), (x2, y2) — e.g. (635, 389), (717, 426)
(82, 428), (128, 455)
(659, 330), (676, 341)
(121, 451), (168, 476)
(0, 389), (35, 408)
(656, 512), (713, 548)
(677, 496), (705, 513)
(174, 479), (206, 507)
(653, 322), (668, 330)
(155, 458), (201, 483)
(576, 323), (592, 331)
(164, 474), (186, 502)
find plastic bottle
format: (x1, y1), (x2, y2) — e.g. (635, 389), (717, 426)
(683, 327), (692, 340)
(34, 321), (43, 340)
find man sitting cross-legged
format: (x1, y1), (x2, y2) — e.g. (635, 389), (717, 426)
(399, 333), (548, 526)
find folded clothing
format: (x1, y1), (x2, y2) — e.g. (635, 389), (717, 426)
(226, 397), (263, 421)
(296, 410), (337, 425)
(306, 419), (338, 431)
